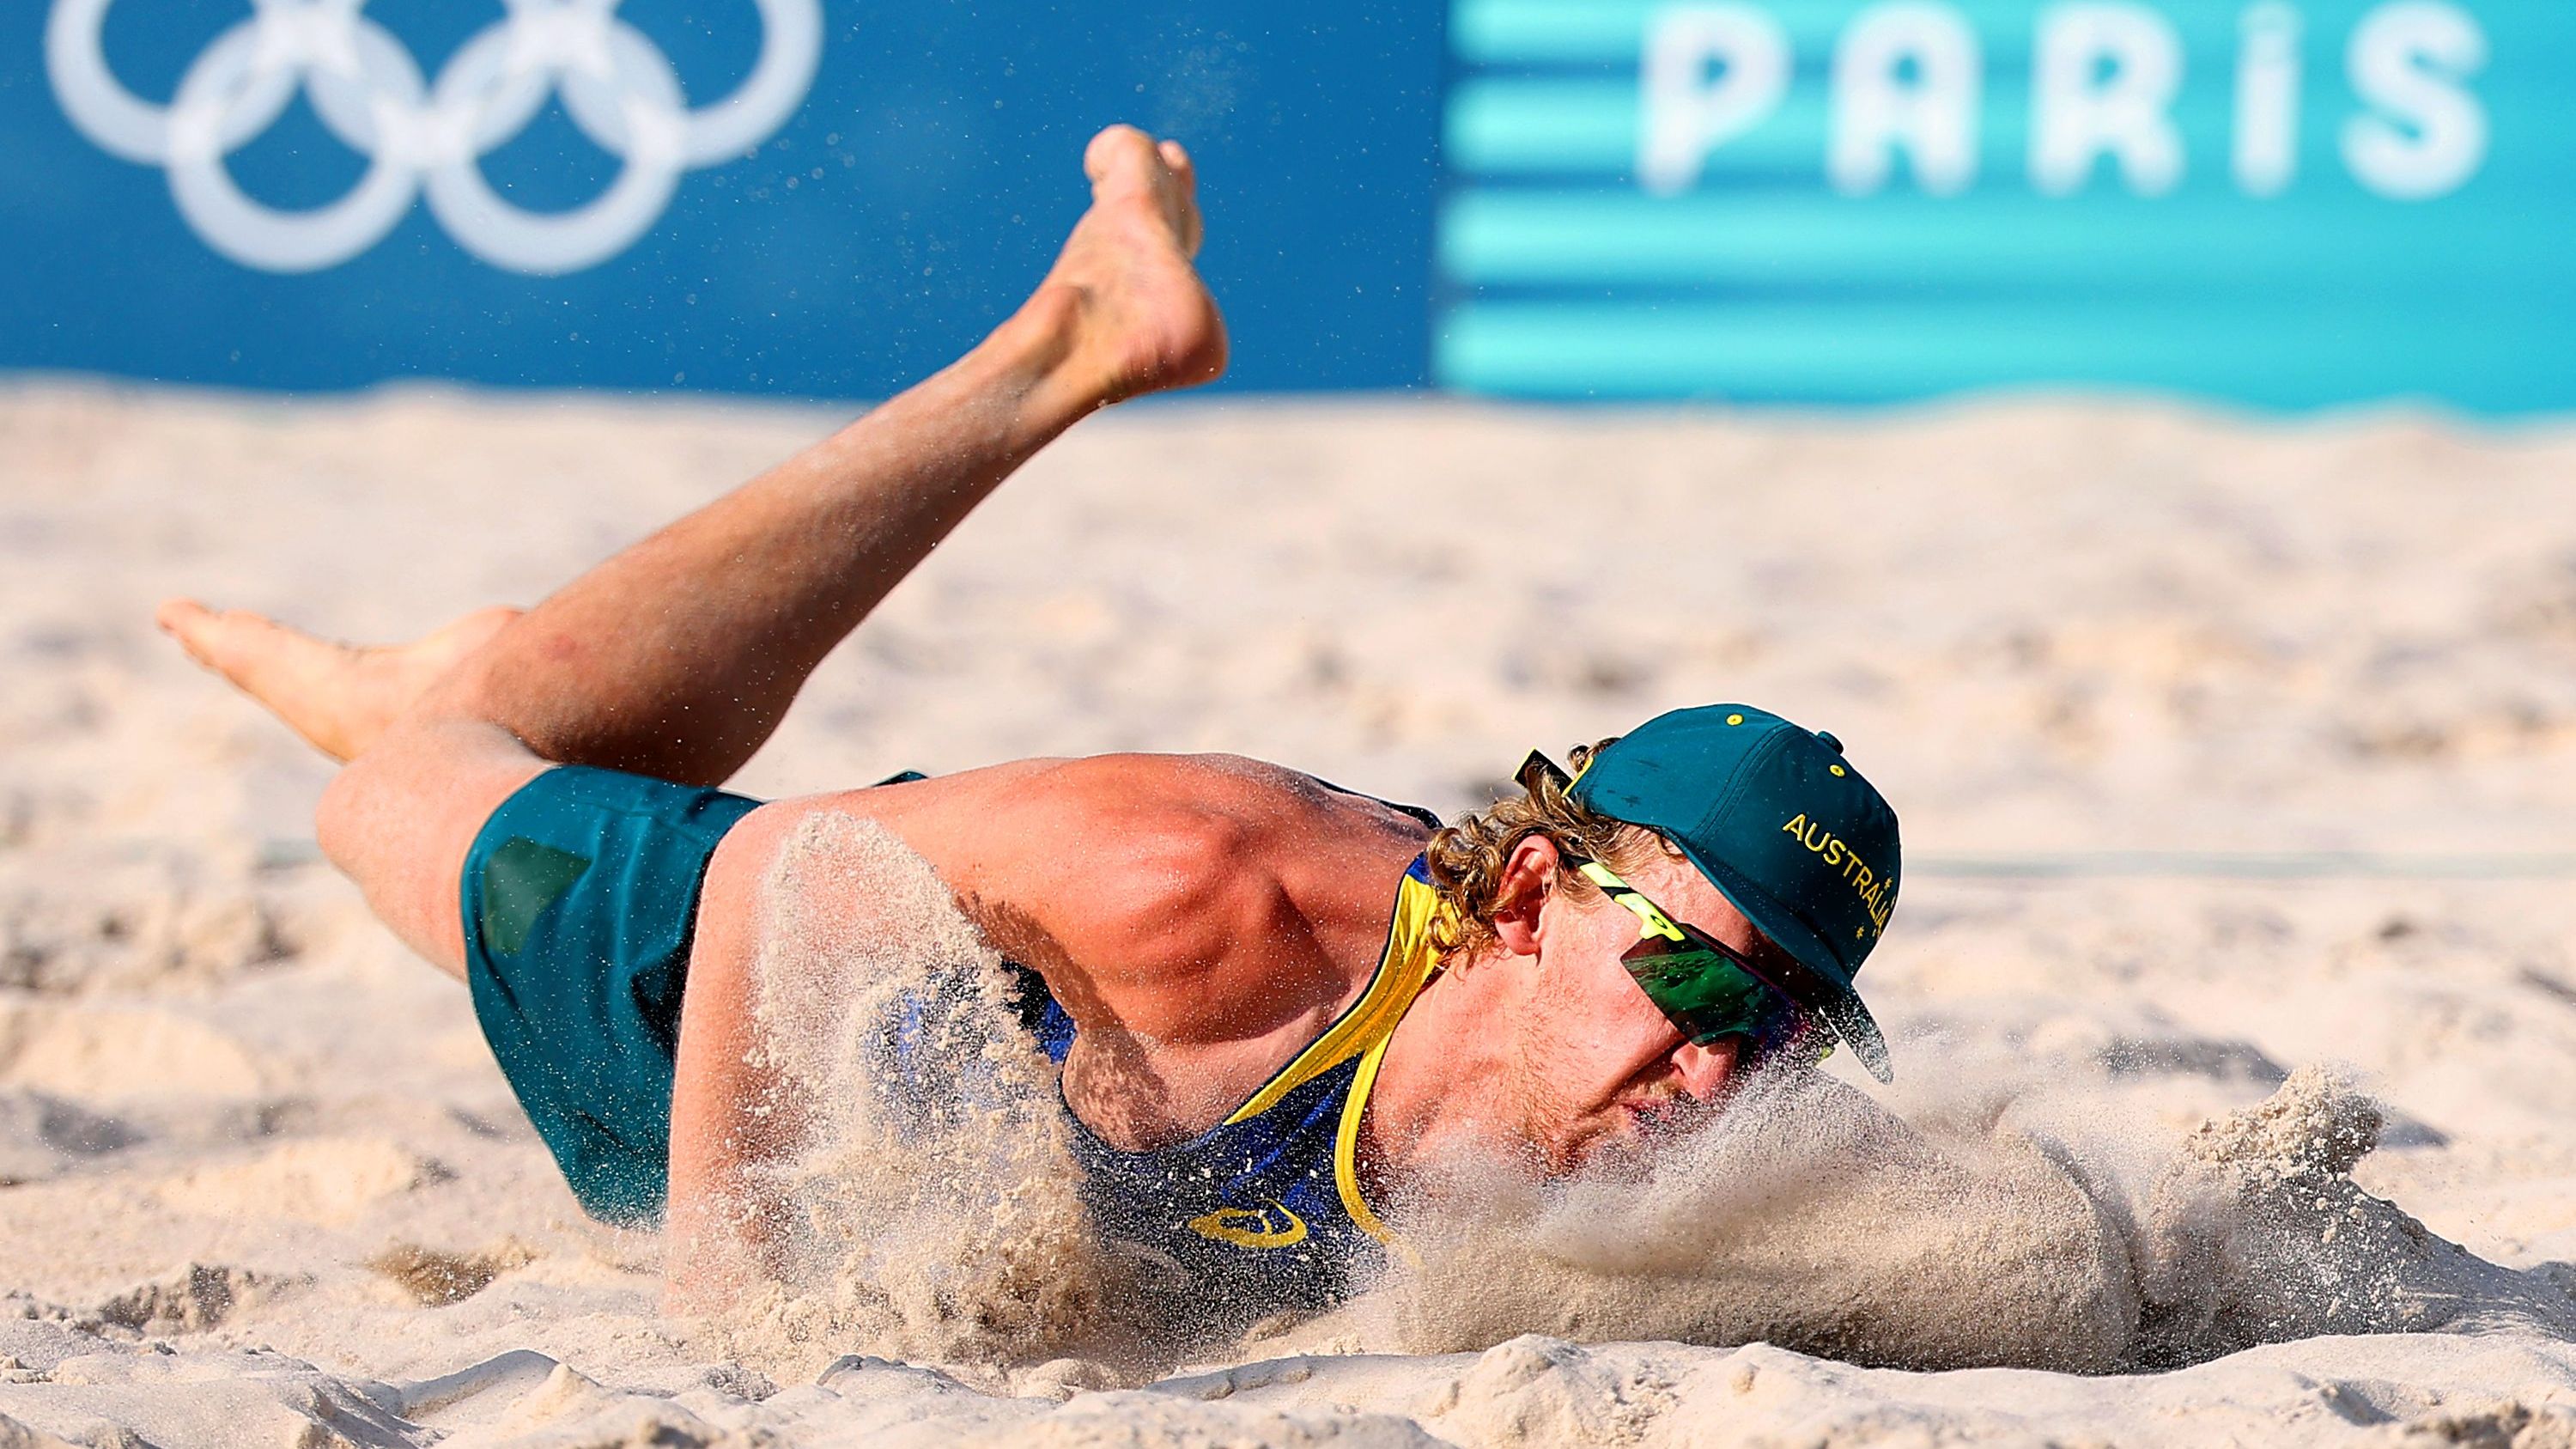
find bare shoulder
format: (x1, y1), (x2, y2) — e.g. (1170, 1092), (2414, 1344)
(695, 753), (1428, 1044)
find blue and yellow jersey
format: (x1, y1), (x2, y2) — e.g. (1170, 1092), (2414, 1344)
(1020, 855), (1444, 1321)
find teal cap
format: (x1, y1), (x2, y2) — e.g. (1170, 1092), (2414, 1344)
(1570, 703), (1901, 1081)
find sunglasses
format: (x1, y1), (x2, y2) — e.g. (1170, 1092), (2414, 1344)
(1518, 751), (1810, 1062)
(1519, 749), (1896, 1082)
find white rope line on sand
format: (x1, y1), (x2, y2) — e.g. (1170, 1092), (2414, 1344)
(1916, 852), (2576, 880)
(258, 839), (2576, 880)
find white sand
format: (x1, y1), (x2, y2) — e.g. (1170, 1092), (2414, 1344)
(3, 382), (2576, 1446)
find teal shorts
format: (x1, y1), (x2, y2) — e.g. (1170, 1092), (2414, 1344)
(459, 766), (762, 1223)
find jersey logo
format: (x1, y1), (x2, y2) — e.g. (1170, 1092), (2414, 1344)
(1187, 1199), (1309, 1250)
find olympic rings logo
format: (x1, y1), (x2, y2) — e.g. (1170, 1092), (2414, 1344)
(45, 0), (824, 275)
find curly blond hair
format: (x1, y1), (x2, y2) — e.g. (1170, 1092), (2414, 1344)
(1421, 737), (1682, 967)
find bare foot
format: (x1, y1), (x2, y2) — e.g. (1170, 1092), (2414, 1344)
(155, 601), (520, 762)
(1013, 125), (1228, 407)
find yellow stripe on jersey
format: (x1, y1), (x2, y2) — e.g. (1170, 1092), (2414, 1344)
(1221, 872), (1446, 1127)
(1334, 1032), (1398, 1244)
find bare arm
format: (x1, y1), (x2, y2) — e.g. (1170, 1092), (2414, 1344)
(655, 771), (1238, 1307)
(662, 804), (815, 1308)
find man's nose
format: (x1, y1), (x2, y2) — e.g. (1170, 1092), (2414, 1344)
(1672, 1038), (1739, 1101)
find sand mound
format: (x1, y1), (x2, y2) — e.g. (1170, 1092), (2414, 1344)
(368, 1239), (540, 1307)
(2136, 1067), (2576, 1360)
(0, 1090), (134, 1186)
(155, 1136), (452, 1227)
(90, 1262), (299, 1336)
(0, 862), (295, 996)
(11, 1319), (2576, 1447)
(0, 1000), (268, 1103)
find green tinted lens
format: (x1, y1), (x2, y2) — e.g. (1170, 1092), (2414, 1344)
(1566, 849), (1802, 1050)
(1624, 943), (1783, 1046)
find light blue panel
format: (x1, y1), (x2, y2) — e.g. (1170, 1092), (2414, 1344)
(1454, 0), (1677, 65)
(1438, 0), (2576, 412)
(1438, 298), (2566, 408)
(1456, 0), (1862, 65)
(1440, 190), (2576, 290)
(1448, 78), (1833, 176)
(1452, 77), (2291, 180)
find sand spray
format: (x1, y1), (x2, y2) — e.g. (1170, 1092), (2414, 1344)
(695, 815), (2576, 1379)
(1342, 1058), (2576, 1373)
(699, 813), (1133, 1385)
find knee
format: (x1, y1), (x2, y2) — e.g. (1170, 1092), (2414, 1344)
(308, 737), (492, 977)
(313, 750), (387, 881)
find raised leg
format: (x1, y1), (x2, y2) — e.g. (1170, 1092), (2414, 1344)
(156, 126), (1225, 977)
(162, 125), (1222, 788)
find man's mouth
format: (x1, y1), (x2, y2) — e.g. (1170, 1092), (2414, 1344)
(1616, 1084), (1719, 1140)
(1616, 1092), (1681, 1133)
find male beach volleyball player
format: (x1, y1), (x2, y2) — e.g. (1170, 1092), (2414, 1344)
(158, 127), (1904, 1319)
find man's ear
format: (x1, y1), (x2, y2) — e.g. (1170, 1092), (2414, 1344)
(1489, 835), (1563, 957)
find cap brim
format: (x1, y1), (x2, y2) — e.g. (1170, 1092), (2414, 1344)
(1674, 843), (1895, 1084)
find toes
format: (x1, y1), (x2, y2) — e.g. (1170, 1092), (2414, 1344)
(193, 612), (272, 680)
(1157, 140), (1204, 255)
(1081, 125), (1203, 256)
(160, 604), (304, 691)
(157, 595), (212, 639)
(155, 598), (229, 668)
(1083, 124), (1156, 187)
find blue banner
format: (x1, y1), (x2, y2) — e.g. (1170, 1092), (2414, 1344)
(1435, 0), (2576, 411)
(8, 3), (2573, 411)
(0, 1), (1443, 395)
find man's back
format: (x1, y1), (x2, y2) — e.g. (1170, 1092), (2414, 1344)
(694, 752), (1435, 1149)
